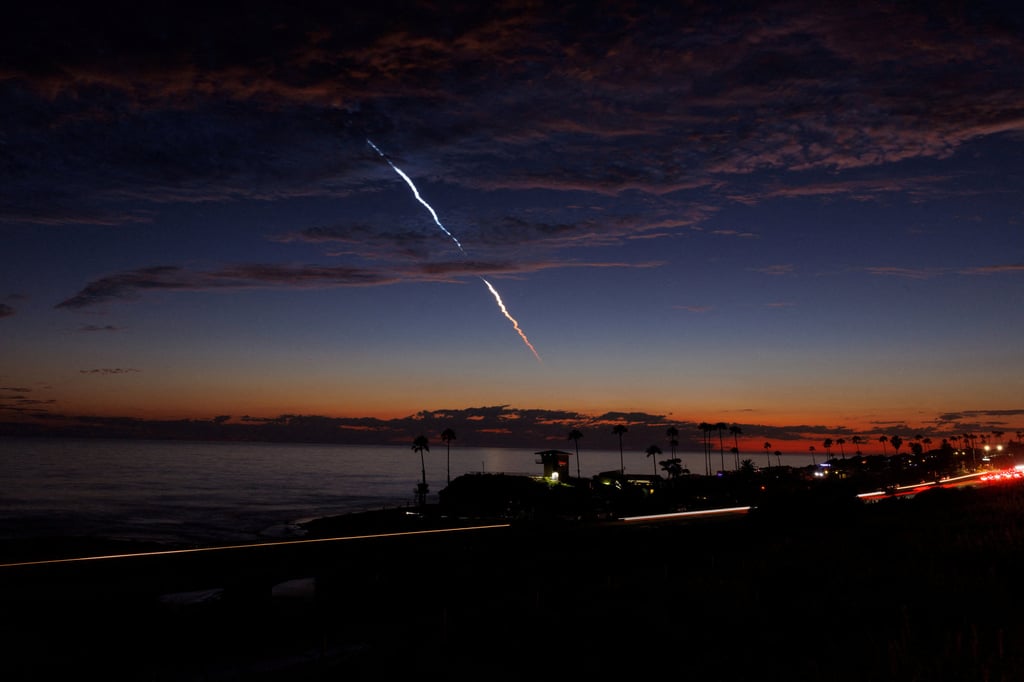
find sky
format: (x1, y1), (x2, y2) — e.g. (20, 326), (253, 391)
(2, 1), (1024, 453)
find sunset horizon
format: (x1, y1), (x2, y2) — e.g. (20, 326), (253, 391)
(4, 400), (1022, 460)
(3, 2), (1023, 466)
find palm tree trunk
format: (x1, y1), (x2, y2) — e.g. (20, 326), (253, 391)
(707, 434), (712, 475)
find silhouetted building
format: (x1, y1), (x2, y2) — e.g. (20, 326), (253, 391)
(535, 450), (572, 480)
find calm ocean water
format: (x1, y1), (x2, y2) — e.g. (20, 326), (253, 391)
(0, 437), (814, 547)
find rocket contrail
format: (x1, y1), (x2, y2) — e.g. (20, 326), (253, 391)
(367, 139), (465, 254)
(367, 139), (542, 364)
(481, 277), (542, 363)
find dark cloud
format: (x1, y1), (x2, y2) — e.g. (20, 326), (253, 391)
(79, 368), (140, 375)
(79, 324), (121, 332)
(54, 263), (405, 309)
(55, 266), (199, 309)
(55, 258), (660, 309)
(0, 384), (56, 415)
(4, 1), (1023, 232)
(0, 303), (13, 318)
(6, 402), (1023, 447)
(936, 409), (1024, 426)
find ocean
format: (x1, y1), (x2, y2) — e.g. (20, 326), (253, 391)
(0, 437), (814, 548)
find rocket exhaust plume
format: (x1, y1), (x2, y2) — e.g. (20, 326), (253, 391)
(367, 139), (465, 254)
(481, 277), (543, 364)
(368, 139), (542, 363)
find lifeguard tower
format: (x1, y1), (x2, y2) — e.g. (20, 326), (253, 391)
(535, 449), (572, 480)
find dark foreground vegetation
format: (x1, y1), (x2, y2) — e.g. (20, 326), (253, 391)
(3, 479), (1024, 681)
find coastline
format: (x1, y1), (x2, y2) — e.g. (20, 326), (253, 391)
(2, 483), (1023, 680)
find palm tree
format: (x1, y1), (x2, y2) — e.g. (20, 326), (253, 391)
(568, 428), (584, 479)
(699, 422), (713, 475)
(763, 442), (772, 470)
(440, 428), (456, 486)
(823, 438), (833, 460)
(729, 425), (743, 468)
(836, 438), (846, 459)
(660, 457), (683, 478)
(411, 435), (430, 507)
(879, 435), (888, 456)
(645, 444), (663, 476)
(808, 445), (816, 465)
(851, 435), (862, 455)
(715, 422), (727, 473)
(775, 450), (782, 467)
(889, 434), (903, 456)
(612, 424), (628, 474)
(666, 426), (679, 460)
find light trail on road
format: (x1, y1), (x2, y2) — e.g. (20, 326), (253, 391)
(620, 505), (751, 522)
(0, 522), (511, 569)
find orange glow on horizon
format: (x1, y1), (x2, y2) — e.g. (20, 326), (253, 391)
(18, 376), (1004, 452)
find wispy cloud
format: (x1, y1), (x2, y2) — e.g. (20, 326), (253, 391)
(79, 324), (122, 332)
(937, 409), (1024, 422)
(959, 264), (1024, 275)
(56, 259), (664, 309)
(864, 266), (941, 280)
(79, 368), (141, 375)
(710, 229), (758, 239)
(753, 264), (795, 276)
(932, 409), (1024, 433)
(861, 263), (1024, 280)
(0, 386), (56, 414)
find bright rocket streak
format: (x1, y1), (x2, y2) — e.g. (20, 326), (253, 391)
(481, 278), (542, 364)
(367, 139), (541, 361)
(367, 139), (465, 254)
